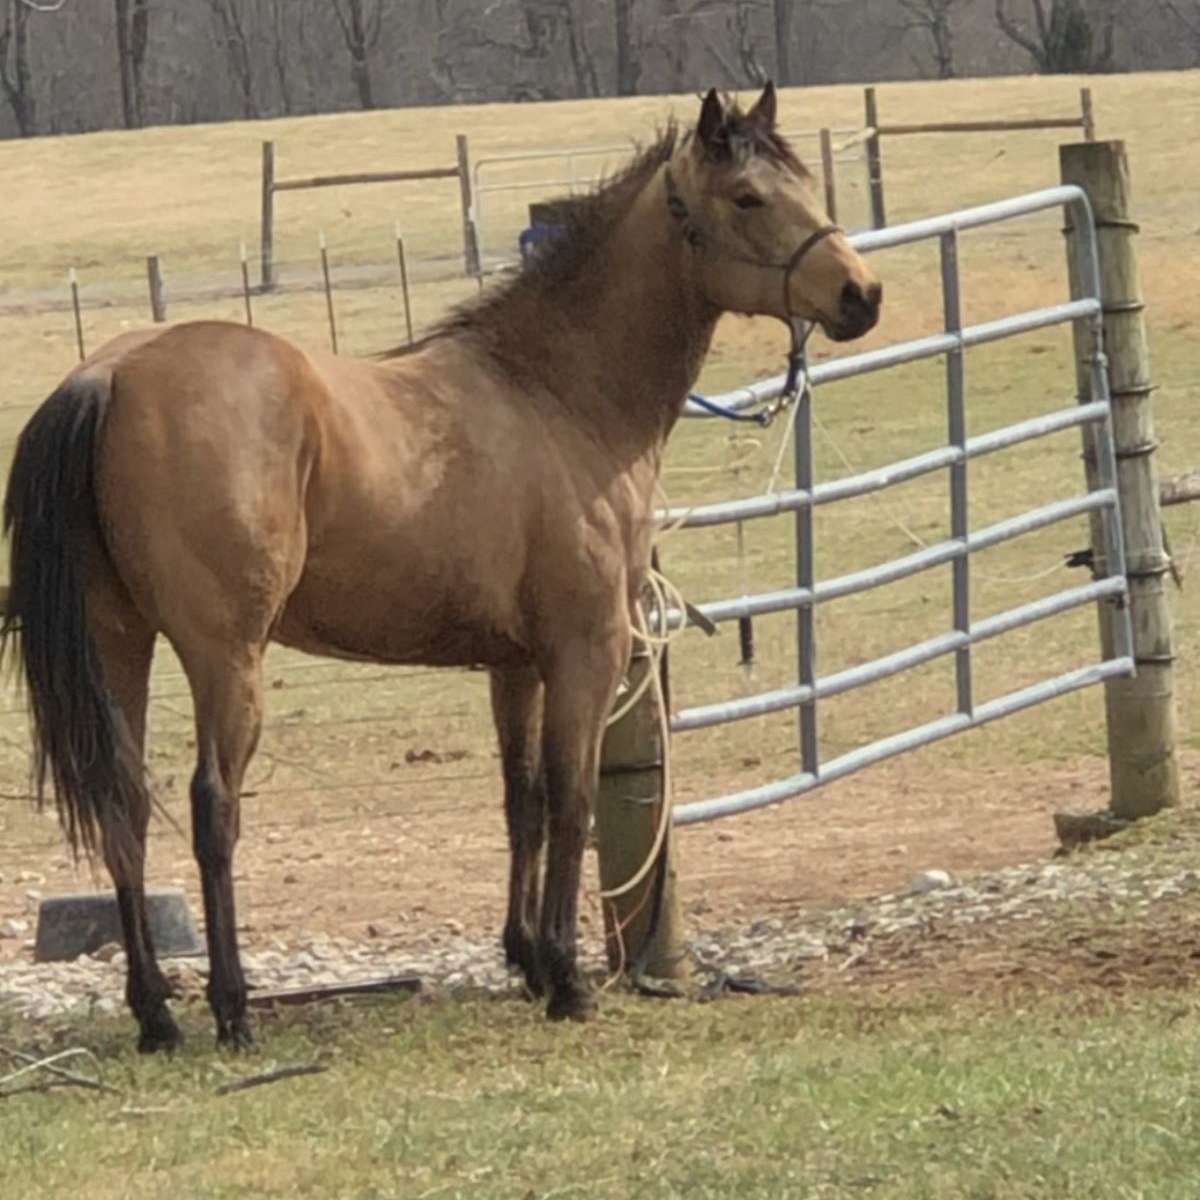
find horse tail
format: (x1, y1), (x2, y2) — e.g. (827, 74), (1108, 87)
(1, 375), (142, 861)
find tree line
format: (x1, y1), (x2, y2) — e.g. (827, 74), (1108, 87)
(1, 0), (1197, 139)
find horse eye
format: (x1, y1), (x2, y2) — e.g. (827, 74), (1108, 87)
(734, 193), (765, 210)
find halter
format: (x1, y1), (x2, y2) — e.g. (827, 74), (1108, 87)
(666, 165), (836, 423)
(663, 166), (841, 323)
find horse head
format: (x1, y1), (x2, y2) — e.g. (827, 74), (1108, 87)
(666, 82), (882, 342)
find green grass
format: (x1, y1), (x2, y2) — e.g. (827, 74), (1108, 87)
(4, 989), (1200, 1199)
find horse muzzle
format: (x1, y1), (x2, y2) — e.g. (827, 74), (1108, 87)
(825, 279), (882, 342)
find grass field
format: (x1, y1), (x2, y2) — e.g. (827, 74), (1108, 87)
(5, 951), (1200, 1198)
(1, 70), (1199, 1198)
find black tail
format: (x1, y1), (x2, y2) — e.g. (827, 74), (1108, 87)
(1, 376), (142, 860)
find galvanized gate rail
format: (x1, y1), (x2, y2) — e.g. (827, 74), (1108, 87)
(663, 185), (1135, 826)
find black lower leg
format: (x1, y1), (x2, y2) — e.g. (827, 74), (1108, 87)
(192, 770), (252, 1049)
(116, 884), (182, 1053)
(502, 764), (547, 997)
(540, 800), (594, 1022)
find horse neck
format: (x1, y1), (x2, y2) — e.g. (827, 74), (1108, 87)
(551, 166), (718, 454)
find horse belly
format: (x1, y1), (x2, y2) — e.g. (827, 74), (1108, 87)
(274, 561), (531, 669)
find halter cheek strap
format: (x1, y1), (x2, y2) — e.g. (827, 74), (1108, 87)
(780, 223), (840, 318)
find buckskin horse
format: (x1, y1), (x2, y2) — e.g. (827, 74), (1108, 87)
(2, 84), (880, 1053)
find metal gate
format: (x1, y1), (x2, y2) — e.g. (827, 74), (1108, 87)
(665, 185), (1134, 825)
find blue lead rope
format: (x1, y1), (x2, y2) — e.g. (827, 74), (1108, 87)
(687, 342), (808, 428)
(685, 392), (773, 425)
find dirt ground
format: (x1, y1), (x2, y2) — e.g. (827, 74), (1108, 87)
(0, 747), (1133, 965)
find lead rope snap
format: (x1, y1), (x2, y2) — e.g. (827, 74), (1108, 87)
(754, 318), (812, 426)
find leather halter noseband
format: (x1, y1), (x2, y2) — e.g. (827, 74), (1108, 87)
(663, 165), (841, 320)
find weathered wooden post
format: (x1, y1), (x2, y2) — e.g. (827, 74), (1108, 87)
(261, 140), (276, 291)
(456, 134), (482, 278)
(819, 127), (838, 225)
(1080, 87), (1096, 142)
(863, 87), (886, 230)
(146, 255), (166, 322)
(1061, 140), (1180, 819)
(594, 630), (687, 982)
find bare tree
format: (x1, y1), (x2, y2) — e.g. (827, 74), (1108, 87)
(332, 0), (384, 109)
(897, 0), (960, 78)
(0, 0), (38, 135)
(614, 0), (641, 94)
(266, 0), (294, 113)
(994, 0), (1115, 73)
(773, 0), (794, 83)
(114, 0), (151, 128)
(206, 0), (257, 118)
(1152, 0), (1200, 61)
(729, 0), (768, 84)
(555, 0), (601, 96)
(429, 1), (598, 101)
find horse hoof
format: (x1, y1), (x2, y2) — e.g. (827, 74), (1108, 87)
(504, 932), (545, 999)
(546, 986), (596, 1023)
(137, 1007), (184, 1055)
(217, 1018), (255, 1052)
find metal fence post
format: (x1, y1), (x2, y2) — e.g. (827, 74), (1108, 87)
(864, 87), (886, 230)
(261, 140), (276, 291)
(1060, 140), (1180, 819)
(594, 628), (687, 982)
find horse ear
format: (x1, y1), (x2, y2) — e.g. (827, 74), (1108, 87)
(749, 80), (777, 129)
(697, 87), (727, 153)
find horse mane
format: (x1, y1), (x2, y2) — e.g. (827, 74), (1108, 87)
(376, 98), (806, 369)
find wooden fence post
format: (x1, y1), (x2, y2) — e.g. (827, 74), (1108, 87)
(594, 636), (687, 982)
(146, 255), (166, 322)
(1060, 140), (1180, 819)
(819, 127), (838, 225)
(1080, 87), (1096, 142)
(261, 140), (276, 291)
(456, 134), (482, 278)
(864, 87), (886, 230)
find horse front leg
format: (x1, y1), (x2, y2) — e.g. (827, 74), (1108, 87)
(538, 627), (630, 1022)
(489, 665), (547, 997)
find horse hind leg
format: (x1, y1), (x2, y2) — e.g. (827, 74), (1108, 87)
(179, 642), (265, 1049)
(490, 666), (547, 998)
(90, 596), (182, 1053)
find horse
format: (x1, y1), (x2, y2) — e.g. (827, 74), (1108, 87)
(1, 83), (881, 1053)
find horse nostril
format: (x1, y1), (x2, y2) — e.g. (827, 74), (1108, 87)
(841, 280), (882, 324)
(841, 280), (880, 314)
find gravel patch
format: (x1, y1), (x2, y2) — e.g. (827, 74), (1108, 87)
(3, 852), (1196, 1023)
